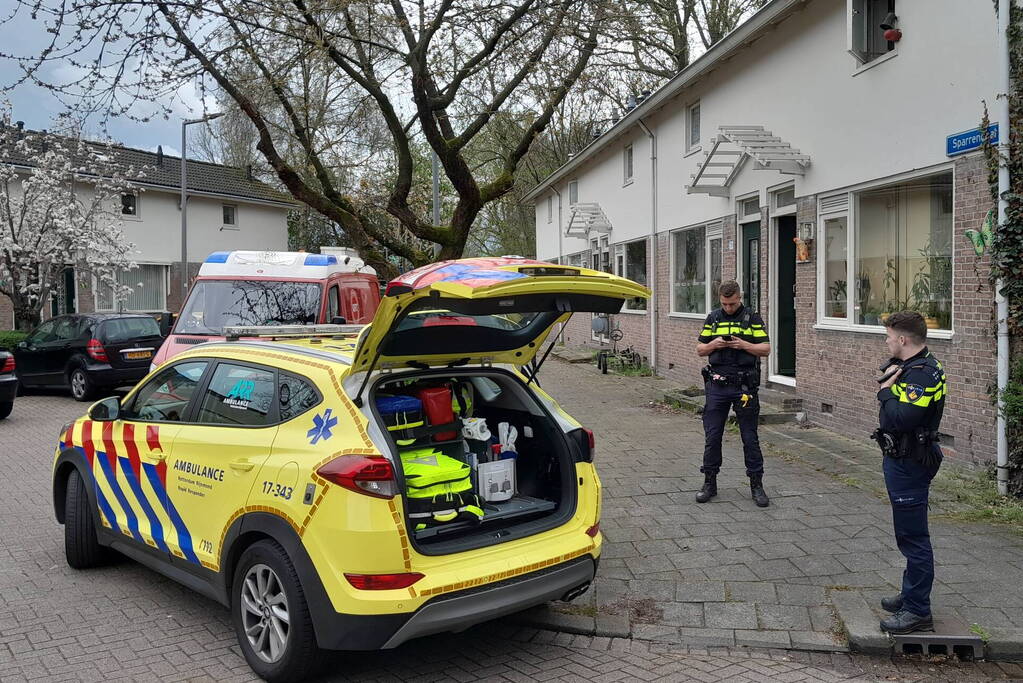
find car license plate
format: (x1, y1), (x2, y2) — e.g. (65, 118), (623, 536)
(125, 350), (152, 360)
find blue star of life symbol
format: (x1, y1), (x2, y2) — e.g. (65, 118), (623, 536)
(307, 409), (338, 445)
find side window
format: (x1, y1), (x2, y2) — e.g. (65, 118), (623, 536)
(327, 285), (341, 320)
(53, 318), (80, 341)
(197, 363), (276, 427)
(129, 361), (209, 422)
(29, 320), (57, 344)
(278, 372), (321, 422)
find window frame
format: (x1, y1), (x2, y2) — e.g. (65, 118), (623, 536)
(94, 264), (169, 313)
(848, 0), (897, 68)
(686, 101), (702, 154)
(568, 180), (578, 206)
(123, 359), (212, 424)
(669, 221), (722, 317)
(277, 370), (324, 423)
(615, 238), (648, 314)
(623, 145), (634, 185)
(815, 167), (955, 339)
(222, 203), (238, 230)
(546, 195), (553, 224)
(120, 192), (140, 220)
(193, 359), (281, 428)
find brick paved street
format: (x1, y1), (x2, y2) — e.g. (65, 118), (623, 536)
(0, 380), (1019, 681)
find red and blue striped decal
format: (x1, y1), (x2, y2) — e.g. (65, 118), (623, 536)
(142, 463), (200, 565)
(117, 425), (169, 553)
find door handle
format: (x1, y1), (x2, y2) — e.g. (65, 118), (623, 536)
(230, 460), (255, 472)
(143, 448), (165, 463)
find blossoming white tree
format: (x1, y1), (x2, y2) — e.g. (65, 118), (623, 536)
(0, 118), (141, 330)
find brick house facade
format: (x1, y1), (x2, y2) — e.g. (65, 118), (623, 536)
(529, 0), (1003, 463)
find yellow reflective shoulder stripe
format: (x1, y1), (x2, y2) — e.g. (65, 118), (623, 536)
(750, 329), (768, 338)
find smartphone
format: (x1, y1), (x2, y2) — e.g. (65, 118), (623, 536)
(876, 357), (901, 383)
(720, 335), (732, 341)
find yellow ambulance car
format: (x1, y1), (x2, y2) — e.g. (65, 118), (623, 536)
(51, 257), (649, 682)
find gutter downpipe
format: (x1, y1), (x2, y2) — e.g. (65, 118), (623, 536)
(552, 186), (565, 343)
(638, 119), (658, 371)
(996, 0), (1010, 496)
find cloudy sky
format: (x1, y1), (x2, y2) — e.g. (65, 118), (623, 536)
(0, 6), (208, 157)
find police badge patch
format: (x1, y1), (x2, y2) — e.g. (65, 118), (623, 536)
(906, 384), (924, 402)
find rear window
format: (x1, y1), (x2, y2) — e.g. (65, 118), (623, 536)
(102, 317), (161, 342)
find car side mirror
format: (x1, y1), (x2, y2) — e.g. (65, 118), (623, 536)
(16, 341), (27, 350)
(88, 396), (121, 422)
(330, 316), (348, 325)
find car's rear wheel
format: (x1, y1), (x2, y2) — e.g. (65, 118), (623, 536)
(0, 401), (11, 420)
(64, 468), (108, 568)
(232, 540), (323, 683)
(69, 366), (95, 402)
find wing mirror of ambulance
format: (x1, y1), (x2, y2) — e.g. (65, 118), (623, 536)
(88, 396), (122, 422)
(330, 316), (348, 325)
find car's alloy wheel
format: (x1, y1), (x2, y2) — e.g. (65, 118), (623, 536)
(240, 563), (291, 664)
(232, 540), (322, 682)
(69, 368), (93, 402)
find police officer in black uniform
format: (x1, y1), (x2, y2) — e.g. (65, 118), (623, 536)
(695, 280), (771, 507)
(873, 311), (947, 635)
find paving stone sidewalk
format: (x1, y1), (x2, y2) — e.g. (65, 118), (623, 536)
(518, 358), (1023, 659)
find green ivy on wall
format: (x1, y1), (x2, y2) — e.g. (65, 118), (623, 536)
(983, 1), (1023, 496)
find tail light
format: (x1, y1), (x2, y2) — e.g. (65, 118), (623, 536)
(1, 355), (14, 373)
(317, 455), (397, 499)
(585, 522), (600, 538)
(344, 572), (424, 590)
(86, 339), (108, 362)
(584, 428), (595, 455)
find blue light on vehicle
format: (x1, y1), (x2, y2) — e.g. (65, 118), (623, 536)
(205, 251), (230, 263)
(304, 254), (338, 266)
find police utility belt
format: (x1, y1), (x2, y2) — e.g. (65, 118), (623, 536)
(871, 427), (941, 467)
(702, 365), (759, 392)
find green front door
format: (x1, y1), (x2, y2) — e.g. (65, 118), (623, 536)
(776, 216), (796, 377)
(50, 267), (76, 317)
(741, 222), (760, 314)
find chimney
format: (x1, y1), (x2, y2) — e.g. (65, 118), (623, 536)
(156, 145), (163, 167)
(626, 94), (637, 110)
(16, 121), (24, 130)
(246, 164), (253, 180)
(41, 130), (47, 153)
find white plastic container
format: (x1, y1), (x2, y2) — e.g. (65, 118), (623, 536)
(477, 459), (515, 502)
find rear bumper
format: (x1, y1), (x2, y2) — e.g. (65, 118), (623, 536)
(310, 555), (597, 651)
(84, 364), (149, 388)
(0, 376), (16, 402)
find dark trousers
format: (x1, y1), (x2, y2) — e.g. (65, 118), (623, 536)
(701, 381), (764, 476)
(883, 452), (942, 616)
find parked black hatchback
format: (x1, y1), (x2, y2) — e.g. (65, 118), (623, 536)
(14, 314), (164, 401)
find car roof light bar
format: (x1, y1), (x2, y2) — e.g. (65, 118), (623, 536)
(222, 324), (364, 340)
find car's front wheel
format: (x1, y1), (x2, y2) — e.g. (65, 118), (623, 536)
(0, 401), (11, 420)
(69, 366), (96, 402)
(232, 540), (323, 683)
(64, 468), (108, 568)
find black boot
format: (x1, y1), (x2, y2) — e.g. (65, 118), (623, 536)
(881, 595), (904, 613)
(879, 609), (933, 634)
(695, 474), (717, 503)
(749, 474), (770, 507)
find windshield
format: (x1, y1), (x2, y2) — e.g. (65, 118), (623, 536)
(174, 280), (323, 335)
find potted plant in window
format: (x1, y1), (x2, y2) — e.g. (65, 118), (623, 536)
(828, 279), (847, 317)
(878, 259), (898, 323)
(856, 270), (875, 324)
(911, 235), (952, 330)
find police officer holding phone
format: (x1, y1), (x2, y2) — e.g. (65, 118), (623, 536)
(695, 281), (771, 507)
(873, 311), (946, 635)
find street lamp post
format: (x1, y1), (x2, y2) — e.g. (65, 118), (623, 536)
(180, 112), (224, 300)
